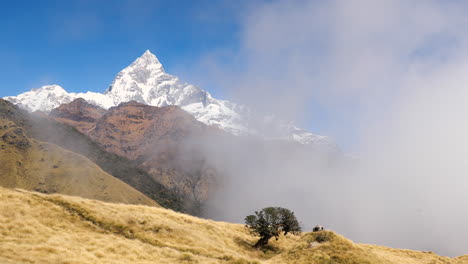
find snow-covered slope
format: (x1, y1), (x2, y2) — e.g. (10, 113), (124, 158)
(4, 50), (337, 150)
(5, 85), (112, 113)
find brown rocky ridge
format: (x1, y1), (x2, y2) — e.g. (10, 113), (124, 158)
(50, 99), (222, 213)
(50, 98), (106, 134)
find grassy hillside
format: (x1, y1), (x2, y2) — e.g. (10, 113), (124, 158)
(0, 187), (465, 264)
(0, 99), (187, 212)
(270, 231), (467, 264)
(0, 119), (156, 206)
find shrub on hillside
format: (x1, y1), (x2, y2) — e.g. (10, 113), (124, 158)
(312, 230), (335, 243)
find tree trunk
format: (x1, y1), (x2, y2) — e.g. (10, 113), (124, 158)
(254, 236), (270, 248)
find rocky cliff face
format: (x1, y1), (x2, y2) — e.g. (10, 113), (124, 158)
(50, 98), (106, 134)
(50, 99), (220, 206)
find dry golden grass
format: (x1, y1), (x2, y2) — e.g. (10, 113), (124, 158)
(0, 187), (465, 264)
(267, 231), (467, 264)
(362, 244), (463, 264)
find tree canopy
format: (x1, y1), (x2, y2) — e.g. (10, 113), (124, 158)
(245, 207), (301, 248)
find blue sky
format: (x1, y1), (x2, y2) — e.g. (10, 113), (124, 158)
(0, 0), (245, 96)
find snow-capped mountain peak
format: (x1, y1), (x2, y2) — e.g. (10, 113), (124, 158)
(3, 50), (338, 151)
(32, 84), (66, 93)
(140, 49), (164, 69)
(101, 50), (215, 111)
(128, 49), (164, 72)
(105, 50), (165, 95)
(4, 84), (74, 112)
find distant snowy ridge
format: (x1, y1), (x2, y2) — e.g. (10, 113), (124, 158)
(4, 50), (337, 149)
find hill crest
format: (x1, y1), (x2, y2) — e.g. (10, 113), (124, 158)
(0, 187), (465, 264)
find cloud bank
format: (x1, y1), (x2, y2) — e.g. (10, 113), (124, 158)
(184, 0), (468, 257)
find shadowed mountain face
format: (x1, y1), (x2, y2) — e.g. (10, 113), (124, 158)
(50, 99), (221, 211)
(0, 118), (157, 207)
(0, 99), (189, 212)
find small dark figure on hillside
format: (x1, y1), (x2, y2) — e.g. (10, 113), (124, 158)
(245, 207), (302, 249)
(313, 225), (324, 232)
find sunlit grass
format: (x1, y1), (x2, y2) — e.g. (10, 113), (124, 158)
(0, 187), (465, 264)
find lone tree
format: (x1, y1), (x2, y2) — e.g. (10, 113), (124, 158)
(245, 207), (301, 248)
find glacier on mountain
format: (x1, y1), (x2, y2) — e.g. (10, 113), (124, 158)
(4, 50), (337, 149)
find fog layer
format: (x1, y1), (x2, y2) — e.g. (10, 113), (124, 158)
(182, 0), (468, 257)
